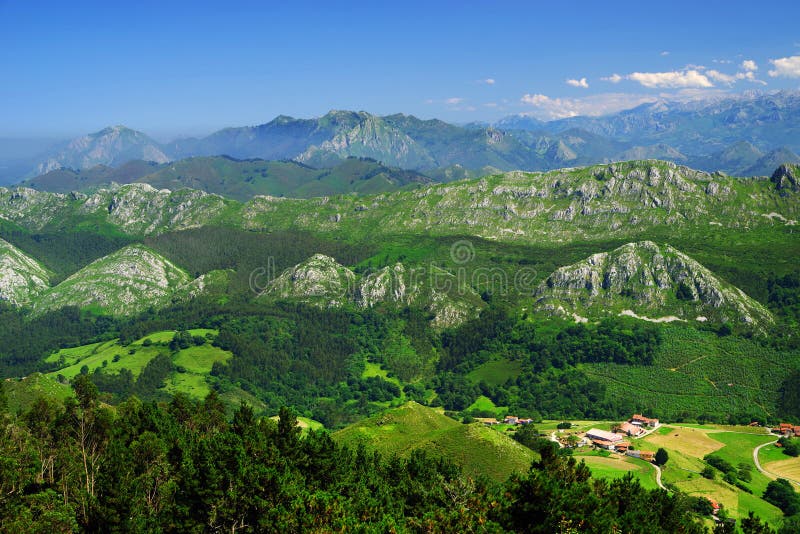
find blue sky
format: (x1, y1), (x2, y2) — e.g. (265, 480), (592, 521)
(1, 0), (799, 139)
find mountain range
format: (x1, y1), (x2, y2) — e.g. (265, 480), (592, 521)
(0, 160), (795, 333)
(20, 156), (432, 201)
(5, 91), (800, 192)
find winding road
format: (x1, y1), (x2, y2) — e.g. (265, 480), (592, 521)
(753, 439), (800, 488)
(652, 462), (666, 490)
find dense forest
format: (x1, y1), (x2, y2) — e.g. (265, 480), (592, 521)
(0, 381), (771, 533)
(2, 288), (799, 427)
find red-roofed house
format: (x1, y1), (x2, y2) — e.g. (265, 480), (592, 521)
(591, 439), (615, 450)
(631, 414), (659, 428)
(620, 421), (644, 436)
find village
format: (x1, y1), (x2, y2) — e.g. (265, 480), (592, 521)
(774, 422), (800, 438)
(479, 413), (663, 462)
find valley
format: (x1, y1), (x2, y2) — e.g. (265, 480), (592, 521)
(5, 3), (800, 530)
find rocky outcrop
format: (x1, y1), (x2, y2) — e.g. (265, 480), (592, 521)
(771, 163), (800, 193)
(33, 245), (191, 316)
(261, 255), (483, 328)
(356, 263), (484, 328)
(261, 254), (357, 307)
(0, 238), (51, 306)
(533, 241), (772, 329)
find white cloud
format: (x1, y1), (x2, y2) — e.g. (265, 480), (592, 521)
(627, 69), (713, 88)
(713, 59), (733, 64)
(445, 97), (465, 105)
(481, 78), (496, 85)
(601, 73), (622, 84)
(768, 55), (800, 78)
(424, 99), (434, 105)
(706, 69), (736, 84)
(520, 92), (660, 120)
(566, 77), (589, 88)
(736, 71), (767, 85)
(660, 51), (670, 56)
(741, 59), (758, 71)
(484, 102), (498, 108)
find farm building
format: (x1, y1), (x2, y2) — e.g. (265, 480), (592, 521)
(504, 416), (518, 424)
(776, 423), (800, 437)
(619, 422), (644, 436)
(591, 439), (616, 450)
(626, 450), (655, 462)
(586, 428), (623, 443)
(477, 418), (499, 425)
(630, 414), (659, 428)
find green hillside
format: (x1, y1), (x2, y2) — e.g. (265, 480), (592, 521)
(333, 401), (537, 481)
(582, 326), (800, 421)
(22, 156), (431, 201)
(639, 424), (785, 524)
(2, 373), (73, 414)
(43, 329), (234, 400)
(3, 161), (797, 247)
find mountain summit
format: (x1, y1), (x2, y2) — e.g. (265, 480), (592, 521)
(33, 126), (170, 176)
(533, 241), (772, 328)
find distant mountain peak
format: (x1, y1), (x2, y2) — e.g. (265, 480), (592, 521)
(31, 125), (169, 176)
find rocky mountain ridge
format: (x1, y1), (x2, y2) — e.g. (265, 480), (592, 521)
(533, 241), (773, 329)
(260, 254), (484, 328)
(1, 161), (796, 244)
(17, 92), (800, 180)
(32, 244), (192, 316)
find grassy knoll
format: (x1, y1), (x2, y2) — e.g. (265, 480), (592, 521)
(466, 395), (506, 415)
(46, 329), (218, 379)
(333, 401), (537, 481)
(2, 373), (73, 413)
(576, 453), (659, 490)
(466, 358), (523, 387)
(42, 329), (235, 401)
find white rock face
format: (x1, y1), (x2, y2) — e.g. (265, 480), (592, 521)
(357, 263), (408, 308)
(0, 238), (51, 306)
(262, 255), (484, 328)
(263, 254), (357, 307)
(534, 241), (772, 328)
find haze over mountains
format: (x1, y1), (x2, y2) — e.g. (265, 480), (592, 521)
(5, 91), (800, 194)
